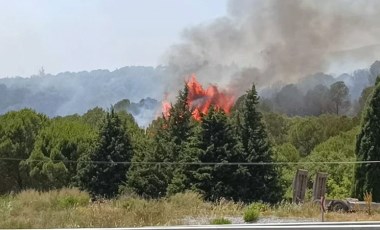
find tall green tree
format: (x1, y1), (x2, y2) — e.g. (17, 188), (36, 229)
(77, 107), (133, 198)
(329, 81), (350, 115)
(192, 107), (244, 201)
(355, 86), (375, 117)
(0, 109), (47, 193)
(353, 77), (380, 201)
(237, 83), (284, 203)
(127, 117), (173, 198)
(128, 85), (194, 198)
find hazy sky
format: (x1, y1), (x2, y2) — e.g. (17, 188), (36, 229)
(0, 0), (227, 77)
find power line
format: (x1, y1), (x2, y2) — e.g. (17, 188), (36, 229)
(0, 157), (380, 165)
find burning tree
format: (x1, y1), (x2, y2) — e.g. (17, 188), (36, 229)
(162, 74), (235, 120)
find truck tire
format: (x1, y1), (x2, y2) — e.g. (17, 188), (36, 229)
(329, 200), (349, 212)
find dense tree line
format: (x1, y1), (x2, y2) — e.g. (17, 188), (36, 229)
(0, 78), (379, 203)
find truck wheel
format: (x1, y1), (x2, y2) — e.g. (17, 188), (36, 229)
(330, 201), (349, 212)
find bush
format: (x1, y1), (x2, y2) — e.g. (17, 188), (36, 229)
(210, 218), (231, 225)
(243, 204), (260, 222)
(57, 194), (89, 208)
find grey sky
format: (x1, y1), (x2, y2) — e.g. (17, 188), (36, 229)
(0, 0), (227, 77)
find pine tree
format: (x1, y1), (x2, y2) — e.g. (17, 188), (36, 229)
(127, 117), (175, 198)
(353, 77), (380, 201)
(77, 107), (133, 198)
(167, 130), (201, 195)
(192, 107), (243, 201)
(128, 85), (194, 198)
(237, 83), (284, 203)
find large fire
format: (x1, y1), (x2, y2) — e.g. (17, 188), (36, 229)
(162, 74), (235, 121)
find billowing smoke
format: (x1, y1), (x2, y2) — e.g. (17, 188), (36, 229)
(163, 0), (380, 95)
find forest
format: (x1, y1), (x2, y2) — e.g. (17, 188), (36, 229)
(1, 69), (380, 204)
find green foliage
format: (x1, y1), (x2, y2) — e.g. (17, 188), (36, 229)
(289, 117), (324, 156)
(114, 99), (131, 112)
(288, 115), (358, 156)
(353, 79), (380, 202)
(176, 107), (243, 201)
(77, 107), (133, 198)
(262, 113), (290, 145)
(24, 117), (97, 190)
(57, 193), (89, 208)
(0, 109), (48, 194)
(128, 85), (194, 198)
(243, 204), (260, 222)
(356, 86), (375, 118)
(305, 128), (358, 198)
(273, 143), (300, 199)
(236, 84), (283, 203)
(81, 107), (106, 129)
(210, 218), (231, 225)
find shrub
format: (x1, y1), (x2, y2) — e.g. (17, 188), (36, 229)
(210, 218), (231, 225)
(57, 194), (89, 208)
(243, 204), (260, 222)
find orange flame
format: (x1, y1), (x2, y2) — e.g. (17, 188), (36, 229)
(162, 92), (171, 119)
(162, 74), (235, 121)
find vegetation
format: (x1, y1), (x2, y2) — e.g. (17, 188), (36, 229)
(353, 77), (380, 202)
(77, 107), (133, 198)
(0, 189), (242, 228)
(1, 75), (380, 225)
(0, 109), (48, 193)
(243, 204), (260, 222)
(210, 218), (232, 225)
(236, 84), (283, 203)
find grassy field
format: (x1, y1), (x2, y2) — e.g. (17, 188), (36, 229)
(0, 188), (379, 228)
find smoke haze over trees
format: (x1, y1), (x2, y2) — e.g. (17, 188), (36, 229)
(0, 61), (379, 125)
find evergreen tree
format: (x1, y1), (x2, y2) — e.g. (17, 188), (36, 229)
(128, 85), (194, 198)
(166, 132), (201, 195)
(236, 83), (284, 203)
(77, 107), (133, 198)
(192, 107), (243, 201)
(353, 77), (380, 201)
(128, 118), (175, 198)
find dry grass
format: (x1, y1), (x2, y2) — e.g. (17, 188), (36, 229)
(263, 201), (380, 222)
(264, 201), (320, 218)
(325, 211), (380, 221)
(0, 189), (243, 228)
(1, 189), (380, 228)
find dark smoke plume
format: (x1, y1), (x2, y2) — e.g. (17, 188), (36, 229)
(163, 0), (380, 95)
